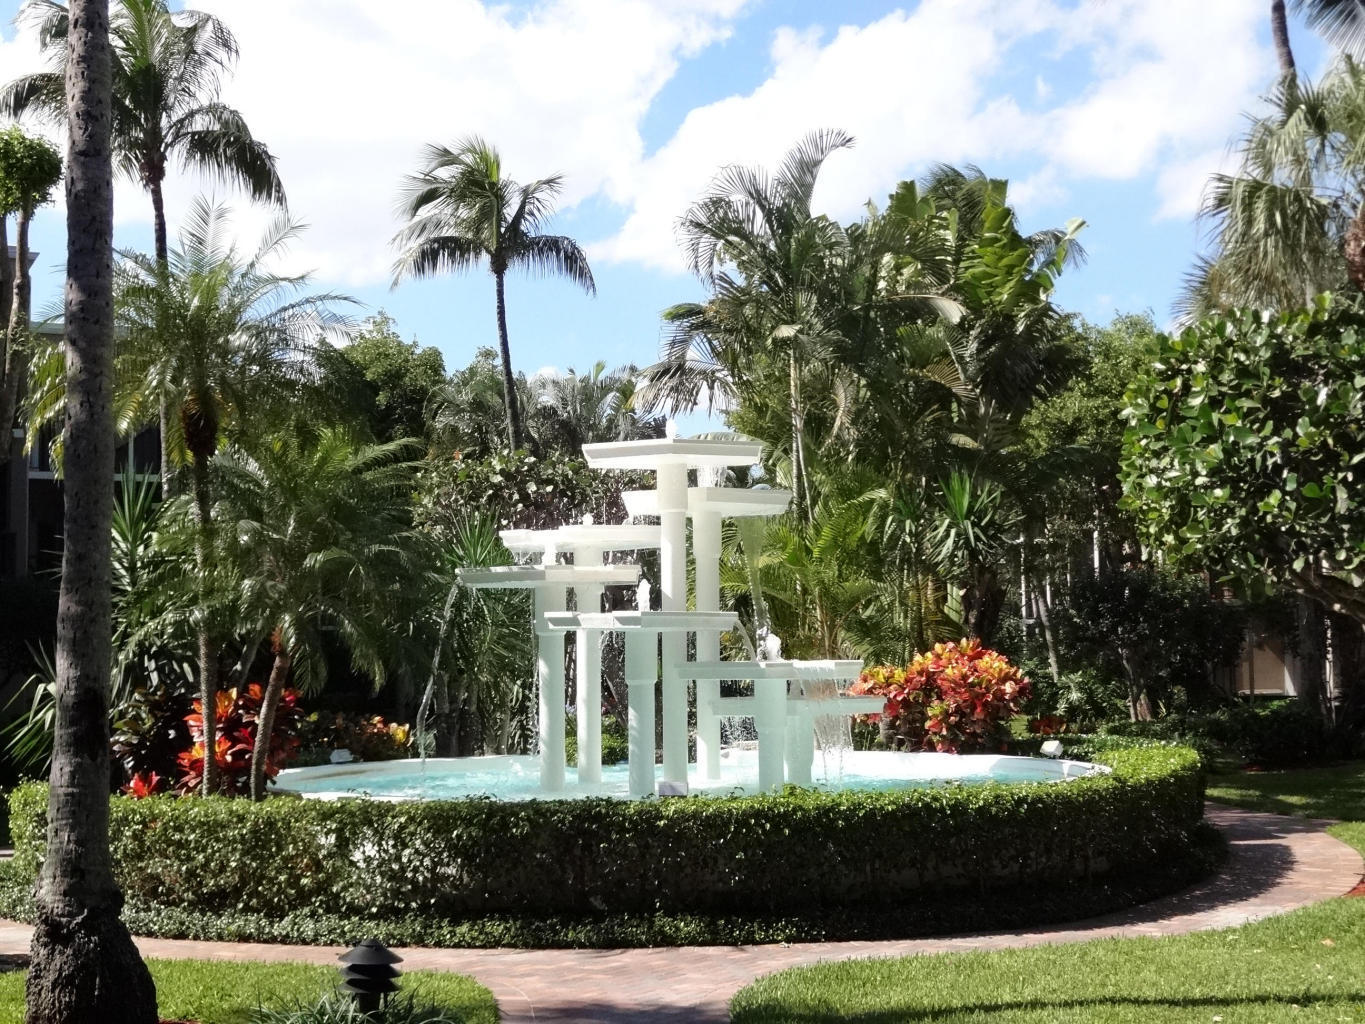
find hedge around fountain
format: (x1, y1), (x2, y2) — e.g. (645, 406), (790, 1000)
(1, 746), (1213, 947)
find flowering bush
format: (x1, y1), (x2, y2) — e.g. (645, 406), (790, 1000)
(297, 711), (412, 762)
(176, 684), (304, 796)
(851, 639), (1030, 753)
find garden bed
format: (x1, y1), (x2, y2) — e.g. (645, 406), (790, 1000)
(1, 746), (1213, 948)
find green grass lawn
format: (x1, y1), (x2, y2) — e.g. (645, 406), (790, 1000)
(730, 765), (1365, 1024)
(0, 958), (498, 1024)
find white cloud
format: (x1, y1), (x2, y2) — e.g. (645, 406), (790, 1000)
(2, 0), (1280, 288)
(598, 0), (1274, 269)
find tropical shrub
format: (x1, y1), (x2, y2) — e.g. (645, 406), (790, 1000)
(564, 715), (629, 767)
(298, 712), (412, 763)
(177, 685), (304, 796)
(852, 639), (1030, 752)
(110, 681), (192, 786)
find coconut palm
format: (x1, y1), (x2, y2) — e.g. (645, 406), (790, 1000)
(1, 0), (286, 485)
(1183, 58), (1365, 319)
(1276, 1), (1365, 76)
(110, 198), (354, 792)
(24, 0), (158, 1018)
(391, 137), (595, 452)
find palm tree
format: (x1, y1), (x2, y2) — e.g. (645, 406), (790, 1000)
(1, 0), (286, 485)
(213, 429), (424, 800)
(391, 137), (595, 452)
(1276, 1), (1365, 76)
(642, 130), (856, 522)
(24, 0), (157, 1018)
(528, 361), (663, 453)
(1183, 58), (1365, 318)
(113, 198), (354, 793)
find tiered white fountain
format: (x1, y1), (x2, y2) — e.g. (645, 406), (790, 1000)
(458, 431), (883, 797)
(277, 432), (1108, 801)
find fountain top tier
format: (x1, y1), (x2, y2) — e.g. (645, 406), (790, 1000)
(582, 436), (763, 471)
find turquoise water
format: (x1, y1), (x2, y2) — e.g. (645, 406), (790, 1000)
(276, 750), (1102, 802)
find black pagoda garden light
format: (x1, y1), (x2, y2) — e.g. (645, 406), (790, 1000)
(338, 938), (403, 1012)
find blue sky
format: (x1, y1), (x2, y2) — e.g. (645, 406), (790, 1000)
(0, 0), (1333, 405)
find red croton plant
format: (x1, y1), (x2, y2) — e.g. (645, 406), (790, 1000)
(125, 684), (304, 797)
(850, 638), (1030, 753)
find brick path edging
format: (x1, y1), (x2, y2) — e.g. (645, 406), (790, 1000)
(0, 803), (1359, 1023)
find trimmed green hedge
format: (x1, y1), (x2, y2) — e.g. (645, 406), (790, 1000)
(8, 748), (1202, 926)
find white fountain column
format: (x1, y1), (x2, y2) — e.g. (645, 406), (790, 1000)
(574, 527), (605, 784)
(755, 633), (788, 792)
(657, 461), (689, 784)
(784, 692), (816, 787)
(535, 583), (568, 792)
(693, 506), (723, 781)
(535, 544), (567, 792)
(626, 579), (657, 798)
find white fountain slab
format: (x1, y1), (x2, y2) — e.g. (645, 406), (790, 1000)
(622, 487), (792, 520)
(500, 524), (663, 554)
(544, 610), (739, 632)
(689, 659), (865, 680)
(583, 437), (763, 471)
(459, 565), (640, 589)
(708, 695), (885, 715)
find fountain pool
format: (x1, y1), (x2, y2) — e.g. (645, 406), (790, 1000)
(275, 749), (1108, 802)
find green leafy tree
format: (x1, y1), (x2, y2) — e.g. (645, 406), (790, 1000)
(213, 430), (425, 800)
(392, 137), (595, 452)
(0, 125), (61, 461)
(23, 0), (158, 1017)
(337, 311), (447, 443)
(1121, 296), (1365, 624)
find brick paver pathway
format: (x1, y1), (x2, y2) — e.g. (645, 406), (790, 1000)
(0, 803), (1359, 1022)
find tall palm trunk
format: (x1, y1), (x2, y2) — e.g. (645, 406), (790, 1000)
(190, 451), (220, 795)
(493, 270), (524, 452)
(26, 0), (158, 1017)
(249, 643), (291, 802)
(0, 203), (32, 466)
(148, 174), (175, 495)
(1344, 206), (1365, 292)
(1272, 1), (1297, 79)
(789, 345), (812, 523)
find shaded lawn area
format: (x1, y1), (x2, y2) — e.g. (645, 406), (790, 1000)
(730, 767), (1365, 1024)
(1207, 761), (1365, 821)
(0, 958), (498, 1024)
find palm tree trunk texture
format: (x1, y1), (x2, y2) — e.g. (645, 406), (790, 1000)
(1272, 1), (1297, 78)
(0, 205), (31, 465)
(249, 645), (291, 801)
(788, 346), (812, 523)
(148, 177), (176, 495)
(190, 454), (220, 795)
(26, 1), (158, 1018)
(493, 271), (524, 452)
(1344, 206), (1365, 292)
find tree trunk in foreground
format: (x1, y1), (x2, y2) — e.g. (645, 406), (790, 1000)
(249, 646), (291, 802)
(26, 2), (158, 1019)
(493, 270), (524, 452)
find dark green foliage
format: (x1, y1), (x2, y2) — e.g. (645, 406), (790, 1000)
(415, 451), (636, 534)
(6, 748), (1201, 932)
(1121, 296), (1365, 622)
(563, 716), (628, 766)
(1099, 700), (1329, 768)
(335, 312), (447, 444)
